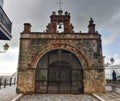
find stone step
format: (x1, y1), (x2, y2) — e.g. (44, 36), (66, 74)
(18, 94), (99, 101)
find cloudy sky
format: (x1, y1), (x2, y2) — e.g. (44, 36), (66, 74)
(0, 0), (120, 74)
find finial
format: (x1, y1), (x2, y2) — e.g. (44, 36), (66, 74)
(57, 0), (63, 10)
(90, 17), (93, 21)
(52, 11), (56, 15)
(89, 17), (94, 25)
(88, 17), (96, 33)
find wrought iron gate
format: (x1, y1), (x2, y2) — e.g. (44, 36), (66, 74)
(35, 49), (83, 94)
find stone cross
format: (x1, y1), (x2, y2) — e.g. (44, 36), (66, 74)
(57, 0), (63, 10)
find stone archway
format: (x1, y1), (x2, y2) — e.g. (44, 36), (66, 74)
(35, 49), (83, 94)
(31, 43), (89, 70)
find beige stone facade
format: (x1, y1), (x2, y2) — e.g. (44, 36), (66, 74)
(17, 10), (105, 94)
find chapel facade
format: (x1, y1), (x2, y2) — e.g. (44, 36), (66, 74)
(17, 9), (105, 94)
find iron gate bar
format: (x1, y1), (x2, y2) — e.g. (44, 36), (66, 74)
(35, 49), (83, 94)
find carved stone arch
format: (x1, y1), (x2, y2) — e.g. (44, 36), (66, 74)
(31, 43), (89, 70)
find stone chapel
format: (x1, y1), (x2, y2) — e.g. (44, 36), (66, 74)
(17, 9), (105, 94)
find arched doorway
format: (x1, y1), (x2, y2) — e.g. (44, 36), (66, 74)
(35, 49), (83, 94)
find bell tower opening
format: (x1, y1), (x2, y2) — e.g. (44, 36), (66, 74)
(46, 9), (74, 33)
(57, 22), (64, 33)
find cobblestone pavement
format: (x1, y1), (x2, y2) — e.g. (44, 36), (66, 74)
(18, 94), (99, 101)
(97, 92), (120, 101)
(0, 85), (18, 101)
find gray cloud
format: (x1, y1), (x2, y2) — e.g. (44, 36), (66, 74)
(3, 0), (120, 47)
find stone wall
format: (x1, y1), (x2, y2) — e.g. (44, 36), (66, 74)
(17, 25), (105, 94)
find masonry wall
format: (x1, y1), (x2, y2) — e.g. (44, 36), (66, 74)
(17, 32), (105, 94)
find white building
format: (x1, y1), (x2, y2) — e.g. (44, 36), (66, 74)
(0, 72), (17, 85)
(0, 0), (12, 40)
(0, 0), (4, 8)
(105, 64), (120, 80)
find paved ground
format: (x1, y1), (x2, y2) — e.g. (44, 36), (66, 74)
(17, 92), (120, 101)
(97, 92), (120, 101)
(0, 85), (18, 101)
(18, 94), (99, 101)
(0, 85), (120, 101)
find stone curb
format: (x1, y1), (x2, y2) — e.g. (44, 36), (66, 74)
(11, 94), (23, 101)
(92, 93), (105, 101)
